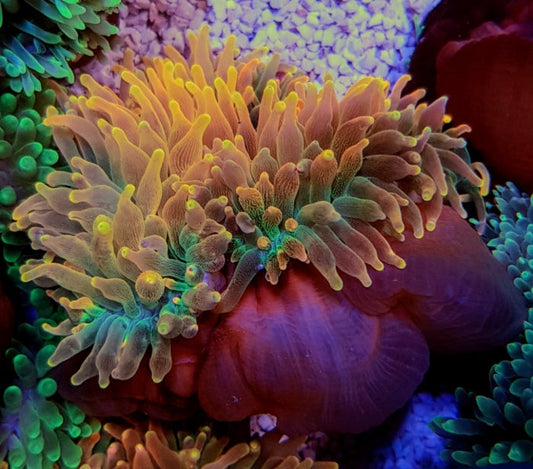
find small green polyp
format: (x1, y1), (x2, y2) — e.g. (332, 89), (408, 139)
(0, 186), (16, 205)
(0, 343), (91, 469)
(3, 385), (23, 412)
(1, 114), (18, 134)
(17, 155), (38, 178)
(38, 148), (59, 166)
(36, 377), (57, 398)
(0, 93), (17, 113)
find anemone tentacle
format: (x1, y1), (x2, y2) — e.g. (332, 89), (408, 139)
(77, 420), (338, 468)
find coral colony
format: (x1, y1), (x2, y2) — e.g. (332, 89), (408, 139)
(0, 1), (531, 468)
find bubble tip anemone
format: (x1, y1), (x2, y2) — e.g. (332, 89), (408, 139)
(11, 28), (500, 435)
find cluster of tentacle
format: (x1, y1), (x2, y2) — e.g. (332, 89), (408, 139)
(0, 0), (120, 95)
(0, 341), (97, 469)
(486, 183), (533, 304)
(0, 87), (64, 286)
(10, 25), (489, 388)
(78, 421), (336, 468)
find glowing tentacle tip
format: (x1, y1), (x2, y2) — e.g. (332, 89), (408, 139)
(426, 220), (437, 232)
(284, 218), (298, 232)
(135, 270), (165, 306)
(395, 256), (407, 269)
(257, 236), (271, 250)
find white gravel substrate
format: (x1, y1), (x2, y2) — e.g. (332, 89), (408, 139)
(205, 0), (440, 94)
(73, 0), (439, 95)
(73, 0), (209, 90)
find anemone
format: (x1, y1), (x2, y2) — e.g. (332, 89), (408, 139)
(0, 0), (120, 95)
(0, 339), (99, 469)
(0, 87), (63, 280)
(0, 88), (59, 236)
(77, 420), (337, 468)
(431, 183), (533, 466)
(10, 24), (490, 390)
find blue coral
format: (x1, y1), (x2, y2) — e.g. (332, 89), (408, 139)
(486, 183), (533, 305)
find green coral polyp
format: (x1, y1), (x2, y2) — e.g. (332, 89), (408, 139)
(11, 25), (489, 387)
(0, 89), (59, 235)
(0, 343), (97, 469)
(487, 183), (533, 303)
(0, 87), (65, 306)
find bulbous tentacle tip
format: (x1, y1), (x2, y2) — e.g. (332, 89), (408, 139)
(135, 270), (165, 306)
